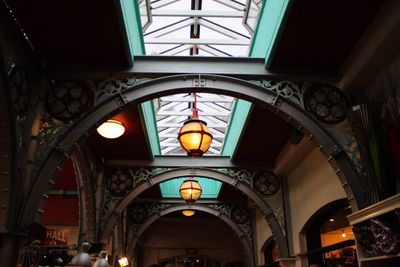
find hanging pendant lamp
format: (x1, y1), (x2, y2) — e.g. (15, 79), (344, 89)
(179, 177), (202, 203)
(178, 93), (213, 157)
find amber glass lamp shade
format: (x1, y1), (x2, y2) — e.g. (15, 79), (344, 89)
(179, 179), (202, 203)
(182, 210), (195, 216)
(178, 119), (213, 157)
(97, 119), (125, 139)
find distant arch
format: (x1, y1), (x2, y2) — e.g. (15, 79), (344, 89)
(101, 167), (287, 258)
(125, 204), (254, 267)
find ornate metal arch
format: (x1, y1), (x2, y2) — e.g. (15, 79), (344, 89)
(71, 147), (96, 243)
(101, 167), (286, 258)
(20, 74), (364, 258)
(125, 204), (254, 267)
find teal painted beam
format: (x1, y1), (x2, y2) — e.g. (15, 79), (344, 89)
(160, 178), (222, 199)
(120, 0), (160, 156)
(221, 99), (252, 156)
(119, 0), (146, 58)
(222, 0), (291, 158)
(249, 0), (291, 65)
(140, 101), (161, 156)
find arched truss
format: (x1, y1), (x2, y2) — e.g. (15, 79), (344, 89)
(20, 74), (364, 258)
(71, 147), (96, 243)
(101, 167), (286, 257)
(125, 203), (255, 267)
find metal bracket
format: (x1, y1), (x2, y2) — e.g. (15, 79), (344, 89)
(115, 92), (129, 107)
(193, 75), (206, 87)
(189, 168), (197, 176)
(271, 94), (282, 108)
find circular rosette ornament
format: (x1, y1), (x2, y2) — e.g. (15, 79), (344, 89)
(8, 66), (31, 115)
(46, 81), (93, 121)
(128, 204), (148, 224)
(106, 170), (133, 197)
(304, 84), (349, 124)
(254, 171), (280, 196)
(232, 206), (250, 224)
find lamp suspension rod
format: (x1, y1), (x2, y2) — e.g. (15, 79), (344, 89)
(192, 92), (199, 119)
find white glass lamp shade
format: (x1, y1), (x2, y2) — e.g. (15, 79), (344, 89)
(178, 119), (212, 157)
(97, 119), (125, 139)
(179, 179), (202, 203)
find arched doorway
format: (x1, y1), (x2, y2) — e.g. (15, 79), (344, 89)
(302, 199), (356, 267)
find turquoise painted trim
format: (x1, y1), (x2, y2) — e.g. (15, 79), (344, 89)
(160, 178), (222, 198)
(221, 99), (252, 156)
(141, 101), (161, 155)
(120, 2), (159, 155)
(120, 0), (146, 57)
(222, 0), (291, 158)
(249, 0), (291, 64)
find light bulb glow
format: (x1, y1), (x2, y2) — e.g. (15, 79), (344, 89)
(97, 119), (125, 139)
(182, 210), (195, 216)
(179, 179), (202, 203)
(342, 232), (346, 238)
(118, 257), (129, 267)
(178, 119), (213, 157)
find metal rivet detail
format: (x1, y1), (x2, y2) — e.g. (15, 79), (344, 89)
(327, 156), (333, 162)
(335, 169), (341, 174)
(308, 134), (313, 140)
(318, 145), (324, 151)
(342, 182), (348, 187)
(38, 209), (44, 214)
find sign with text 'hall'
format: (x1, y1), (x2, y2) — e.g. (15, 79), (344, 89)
(44, 228), (69, 245)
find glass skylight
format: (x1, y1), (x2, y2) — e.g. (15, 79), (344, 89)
(137, 0), (263, 156)
(139, 0), (262, 57)
(155, 93), (234, 155)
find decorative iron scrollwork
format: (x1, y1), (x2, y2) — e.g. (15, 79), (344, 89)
(145, 203), (172, 217)
(238, 221), (253, 240)
(8, 65), (31, 115)
(256, 80), (304, 107)
(304, 84), (349, 124)
(46, 81), (94, 121)
(207, 204), (233, 217)
(225, 169), (253, 188)
(128, 167), (162, 186)
(106, 169), (134, 197)
(96, 78), (140, 103)
(253, 171), (280, 196)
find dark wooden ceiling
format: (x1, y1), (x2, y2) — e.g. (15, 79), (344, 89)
(7, 0), (129, 66)
(233, 105), (293, 162)
(88, 106), (152, 160)
(269, 0), (386, 76)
